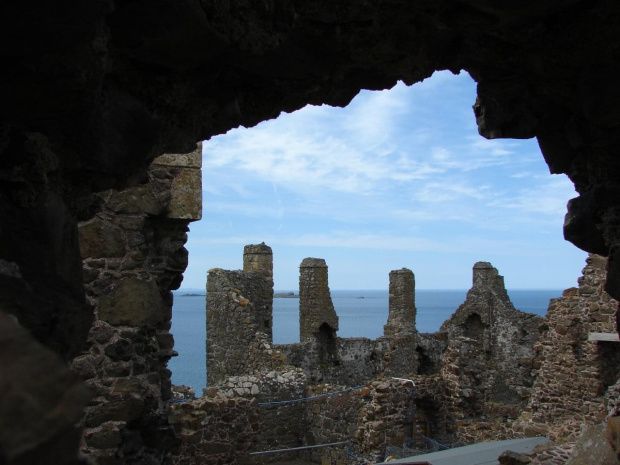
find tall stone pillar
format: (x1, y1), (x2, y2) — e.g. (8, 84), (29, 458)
(299, 258), (339, 342)
(384, 268), (417, 337)
(243, 243), (274, 337)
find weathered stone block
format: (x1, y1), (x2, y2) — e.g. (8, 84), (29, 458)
(98, 278), (165, 326)
(84, 422), (123, 449)
(84, 397), (145, 427)
(523, 424), (549, 437)
(606, 416), (620, 454)
(83, 267), (102, 284)
(104, 338), (133, 361)
(166, 166), (202, 220)
(105, 361), (132, 377)
(118, 216), (145, 230)
(566, 424), (618, 465)
(498, 450), (531, 464)
(563, 288), (579, 297)
(79, 219), (125, 258)
(156, 331), (175, 350)
(107, 184), (164, 215)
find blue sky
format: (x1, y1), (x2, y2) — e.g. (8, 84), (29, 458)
(181, 70), (587, 291)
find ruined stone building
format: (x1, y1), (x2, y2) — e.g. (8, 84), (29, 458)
(4, 2), (620, 464)
(180, 243), (602, 463)
(516, 254), (620, 442)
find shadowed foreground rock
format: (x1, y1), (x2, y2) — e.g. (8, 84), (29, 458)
(0, 312), (90, 464)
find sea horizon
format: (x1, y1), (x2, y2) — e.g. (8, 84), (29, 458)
(169, 288), (563, 394)
(176, 287), (567, 293)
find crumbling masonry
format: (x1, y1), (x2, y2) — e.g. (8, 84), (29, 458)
(299, 258), (339, 344)
(384, 268), (416, 337)
(169, 245), (619, 464)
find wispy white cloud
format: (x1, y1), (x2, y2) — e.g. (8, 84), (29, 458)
(204, 122), (441, 197)
(191, 70), (586, 290)
(204, 200), (285, 219)
(187, 230), (565, 258)
(190, 231), (449, 252)
(341, 82), (410, 147)
(488, 175), (574, 217)
(413, 180), (491, 203)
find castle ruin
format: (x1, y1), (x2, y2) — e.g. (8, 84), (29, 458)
(169, 244), (620, 463)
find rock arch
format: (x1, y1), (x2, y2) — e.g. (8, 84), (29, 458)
(3, 1), (620, 463)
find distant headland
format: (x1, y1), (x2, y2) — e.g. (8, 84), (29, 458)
(274, 292), (298, 298)
(179, 291), (298, 298)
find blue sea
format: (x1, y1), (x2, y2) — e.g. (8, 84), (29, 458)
(168, 289), (562, 395)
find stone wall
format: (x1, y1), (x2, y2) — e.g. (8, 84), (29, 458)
(416, 333), (448, 375)
(353, 380), (418, 457)
(407, 375), (454, 449)
(440, 262), (543, 407)
(279, 378), (456, 462)
(173, 379), (426, 464)
(278, 337), (390, 385)
(439, 337), (522, 445)
(300, 384), (368, 458)
(516, 254), (620, 442)
(72, 145), (202, 464)
(169, 379), (421, 465)
(220, 369), (307, 462)
(381, 334), (420, 378)
(206, 268), (287, 386)
(169, 394), (259, 465)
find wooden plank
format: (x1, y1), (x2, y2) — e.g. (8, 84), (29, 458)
(588, 332), (620, 342)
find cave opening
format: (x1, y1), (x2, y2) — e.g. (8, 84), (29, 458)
(169, 70), (586, 395)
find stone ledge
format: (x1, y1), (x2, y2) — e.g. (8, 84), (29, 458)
(153, 143), (202, 168)
(588, 332), (620, 342)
